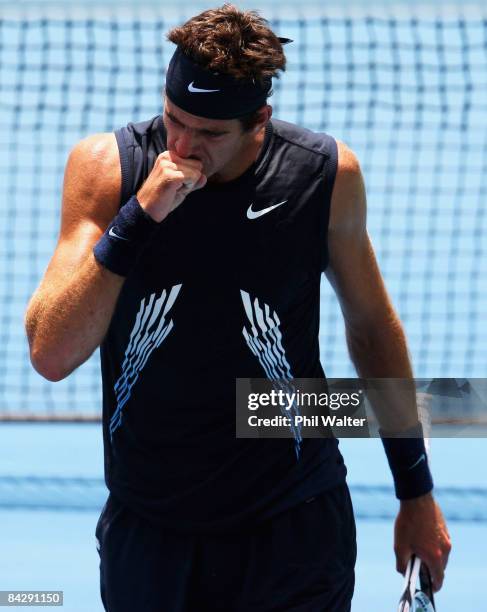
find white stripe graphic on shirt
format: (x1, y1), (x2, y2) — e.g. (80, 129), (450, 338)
(240, 290), (303, 458)
(110, 285), (182, 438)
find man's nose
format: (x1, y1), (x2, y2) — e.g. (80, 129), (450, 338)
(175, 129), (197, 159)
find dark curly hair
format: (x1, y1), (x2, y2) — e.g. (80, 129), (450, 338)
(166, 3), (286, 130)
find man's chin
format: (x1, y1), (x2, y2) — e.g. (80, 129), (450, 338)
(205, 169), (221, 184)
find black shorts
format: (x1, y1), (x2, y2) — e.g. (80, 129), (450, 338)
(95, 482), (356, 612)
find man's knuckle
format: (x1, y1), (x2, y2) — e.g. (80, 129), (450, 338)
(165, 171), (183, 183)
(161, 161), (176, 172)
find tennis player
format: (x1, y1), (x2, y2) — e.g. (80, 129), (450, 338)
(25, 4), (451, 611)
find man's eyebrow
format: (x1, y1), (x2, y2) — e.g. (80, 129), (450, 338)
(165, 111), (229, 135)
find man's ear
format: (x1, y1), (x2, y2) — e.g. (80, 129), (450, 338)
(254, 105), (273, 132)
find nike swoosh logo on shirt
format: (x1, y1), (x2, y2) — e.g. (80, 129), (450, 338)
(109, 227), (129, 241)
(247, 200), (288, 220)
(188, 81), (220, 93)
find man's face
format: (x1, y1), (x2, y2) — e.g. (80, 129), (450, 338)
(163, 96), (256, 180)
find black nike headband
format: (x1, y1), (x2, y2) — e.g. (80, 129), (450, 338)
(164, 38), (293, 120)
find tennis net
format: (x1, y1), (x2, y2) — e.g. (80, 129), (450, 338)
(0, 3), (486, 420)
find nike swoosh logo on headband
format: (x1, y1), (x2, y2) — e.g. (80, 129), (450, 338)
(188, 81), (220, 93)
(247, 201), (288, 220)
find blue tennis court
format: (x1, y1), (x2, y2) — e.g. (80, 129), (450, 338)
(1, 426), (486, 610)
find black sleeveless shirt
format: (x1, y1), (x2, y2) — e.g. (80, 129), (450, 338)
(100, 115), (347, 533)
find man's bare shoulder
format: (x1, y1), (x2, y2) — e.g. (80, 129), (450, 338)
(335, 139), (361, 172)
(61, 133), (122, 235)
(72, 132), (119, 161)
(329, 139), (366, 234)
(67, 132), (120, 194)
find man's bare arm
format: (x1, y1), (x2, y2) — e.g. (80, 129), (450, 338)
(325, 140), (417, 431)
(25, 134), (207, 382)
(24, 134), (125, 381)
(325, 140), (451, 590)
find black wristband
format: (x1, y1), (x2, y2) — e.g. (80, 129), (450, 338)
(93, 195), (159, 277)
(379, 421), (434, 500)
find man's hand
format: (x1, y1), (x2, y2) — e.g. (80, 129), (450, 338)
(394, 492), (452, 592)
(137, 151), (207, 222)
